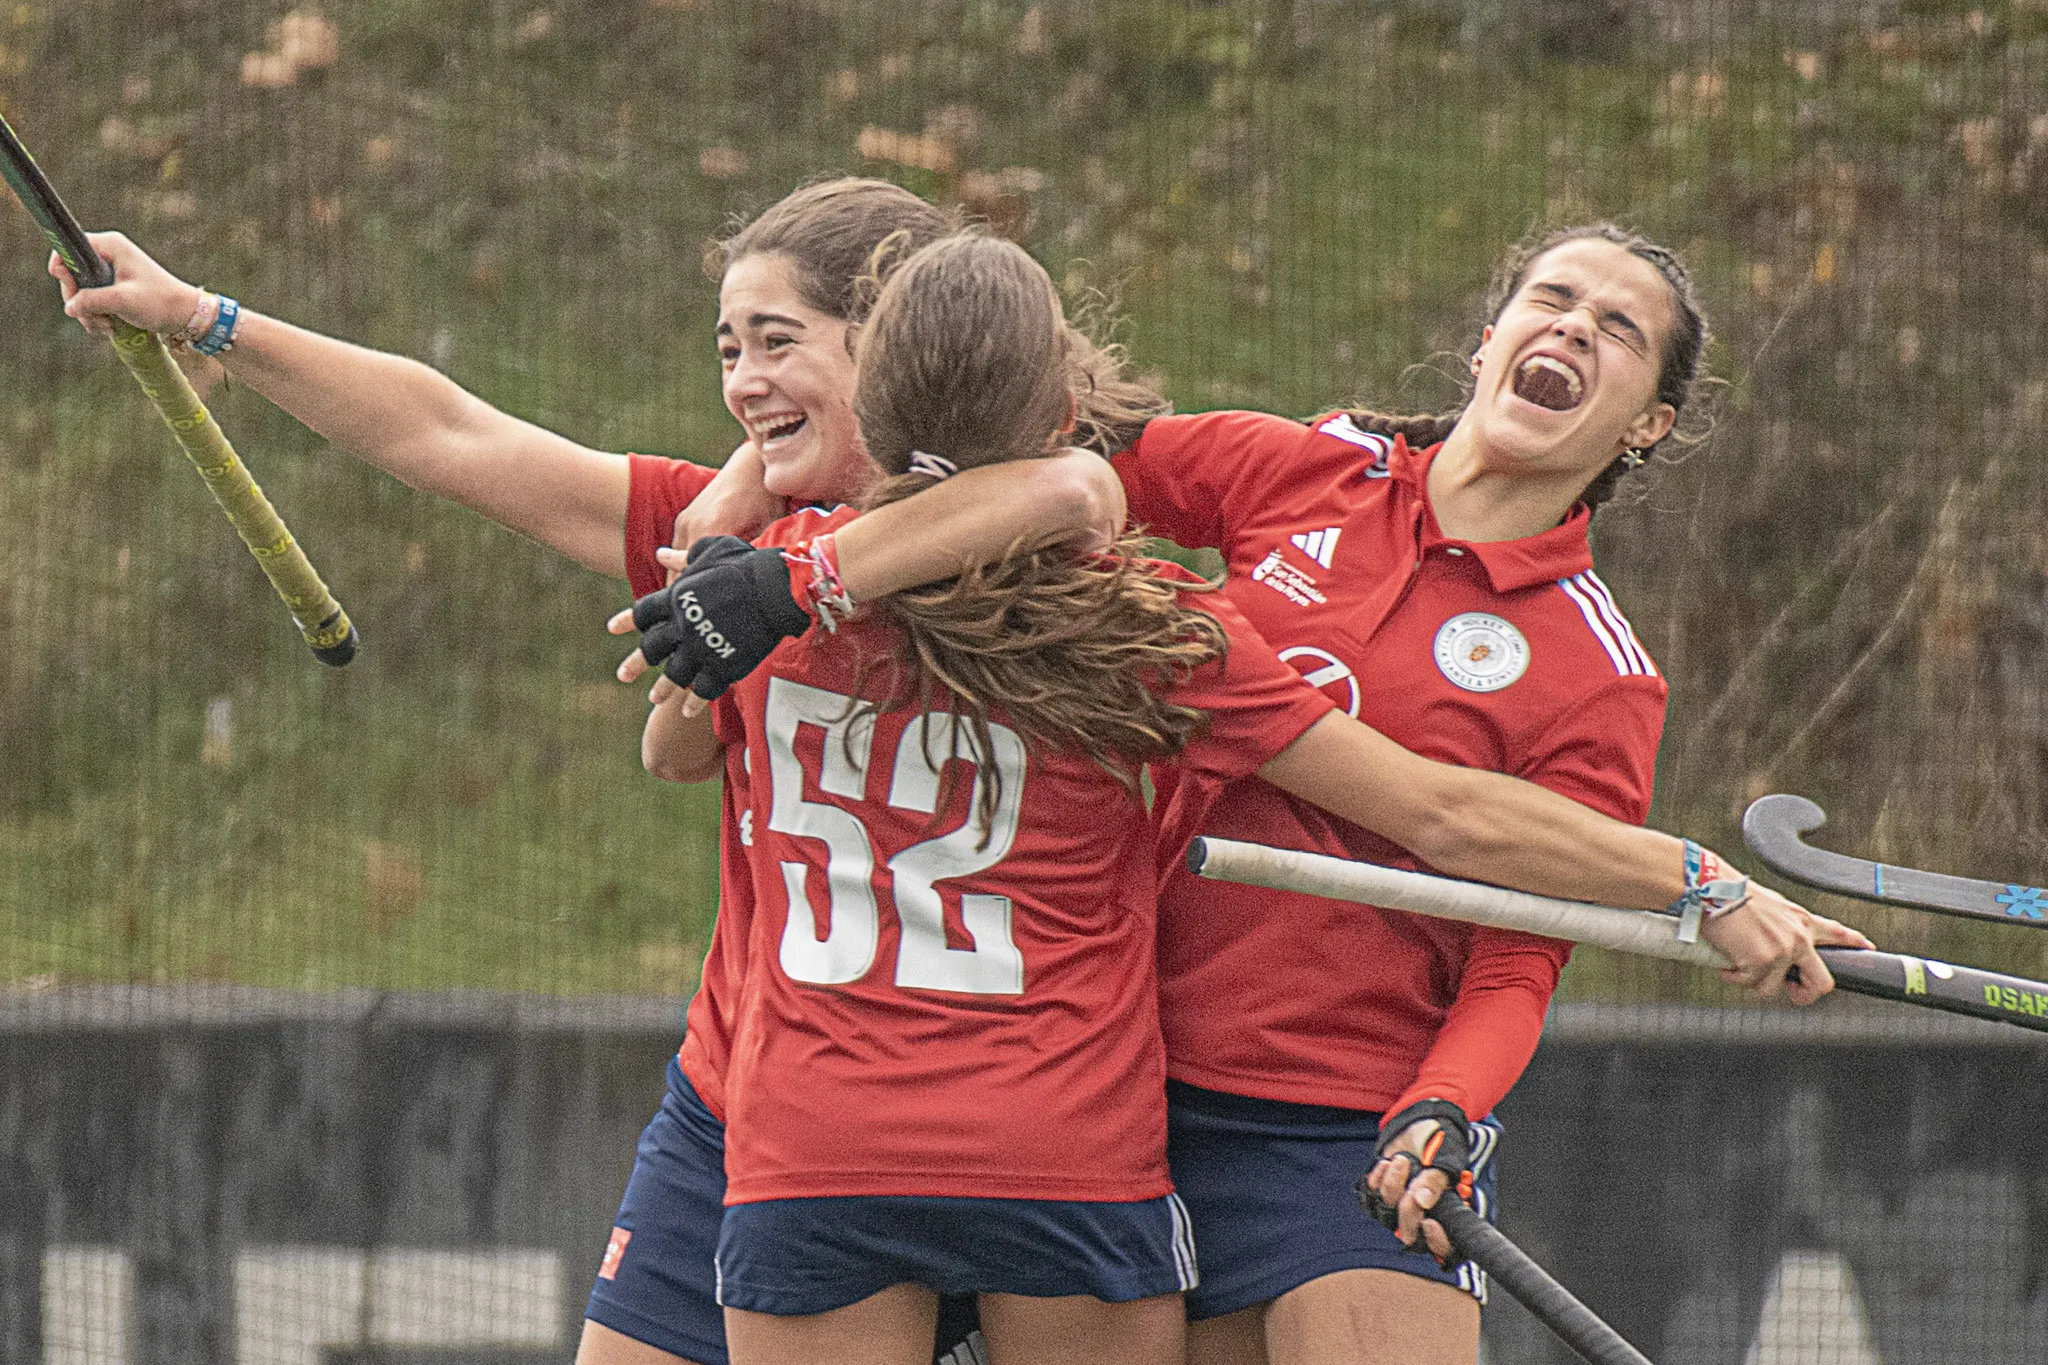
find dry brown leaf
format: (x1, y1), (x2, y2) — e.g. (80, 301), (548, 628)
(239, 51), (298, 88)
(200, 697), (233, 768)
(363, 840), (426, 934)
(98, 114), (175, 159)
(856, 126), (955, 175)
(698, 146), (750, 179)
(241, 8), (338, 88)
(1017, 6), (1047, 55)
(140, 189), (198, 220)
(274, 9), (338, 69)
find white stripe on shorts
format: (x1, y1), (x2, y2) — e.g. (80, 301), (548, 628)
(1168, 1192), (1200, 1291)
(936, 1330), (991, 1365)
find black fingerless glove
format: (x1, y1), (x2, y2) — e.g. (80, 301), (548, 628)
(1358, 1098), (1474, 1235)
(631, 536), (813, 701)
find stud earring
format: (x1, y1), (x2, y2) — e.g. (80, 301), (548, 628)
(1620, 448), (1646, 470)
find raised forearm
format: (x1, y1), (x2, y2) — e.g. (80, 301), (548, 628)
(830, 448), (1125, 600)
(1259, 714), (1688, 909)
(57, 233), (633, 576)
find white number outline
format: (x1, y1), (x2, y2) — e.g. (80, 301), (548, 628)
(763, 679), (1027, 995)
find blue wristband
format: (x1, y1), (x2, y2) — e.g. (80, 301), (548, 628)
(192, 294), (241, 356)
(1667, 838), (1750, 944)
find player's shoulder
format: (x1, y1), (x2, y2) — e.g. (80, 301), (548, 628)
(1532, 568), (1663, 686)
(1134, 408), (1327, 461)
(753, 502), (857, 550)
(626, 451), (718, 503)
(1303, 411), (1399, 472)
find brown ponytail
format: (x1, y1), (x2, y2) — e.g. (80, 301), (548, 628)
(1331, 408), (1462, 450)
(850, 233), (1225, 837)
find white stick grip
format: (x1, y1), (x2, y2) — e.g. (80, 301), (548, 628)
(1188, 838), (1731, 968)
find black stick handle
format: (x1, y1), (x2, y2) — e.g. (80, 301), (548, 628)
(1, 110), (358, 665)
(1819, 947), (2048, 1030)
(0, 111), (113, 287)
(1430, 1197), (1656, 1365)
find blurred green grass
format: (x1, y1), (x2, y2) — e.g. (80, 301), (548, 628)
(3, 0), (2046, 1002)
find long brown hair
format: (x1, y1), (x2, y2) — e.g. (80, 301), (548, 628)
(1344, 222), (1712, 515)
(707, 177), (957, 321)
(709, 176), (1166, 456)
(850, 233), (1224, 836)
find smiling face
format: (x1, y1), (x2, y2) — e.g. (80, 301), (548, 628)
(1464, 237), (1680, 483)
(717, 252), (876, 503)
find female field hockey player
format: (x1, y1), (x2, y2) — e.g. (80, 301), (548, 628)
(622, 223), (1874, 1365)
(49, 178), (1128, 1365)
(620, 230), (1854, 1365)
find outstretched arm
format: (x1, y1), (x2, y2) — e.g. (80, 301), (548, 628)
(1255, 712), (1871, 994)
(55, 233), (633, 577)
(1263, 706), (1873, 1254)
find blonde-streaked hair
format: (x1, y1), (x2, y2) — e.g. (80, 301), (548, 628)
(850, 233), (1224, 836)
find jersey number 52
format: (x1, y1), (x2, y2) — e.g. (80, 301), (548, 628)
(763, 678), (1027, 995)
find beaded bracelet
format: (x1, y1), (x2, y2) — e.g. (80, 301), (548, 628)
(1666, 839), (1750, 944)
(787, 533), (856, 633)
(168, 290), (221, 348)
(191, 294), (241, 356)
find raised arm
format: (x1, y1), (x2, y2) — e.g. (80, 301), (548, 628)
(54, 233), (633, 577)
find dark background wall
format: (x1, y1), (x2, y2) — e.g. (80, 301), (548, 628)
(4, 991), (2041, 1364)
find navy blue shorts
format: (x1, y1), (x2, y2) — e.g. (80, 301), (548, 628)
(584, 1056), (732, 1364)
(716, 1191), (1199, 1315)
(1165, 1080), (1501, 1321)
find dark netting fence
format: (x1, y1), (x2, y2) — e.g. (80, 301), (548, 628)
(1, 1), (2044, 1361)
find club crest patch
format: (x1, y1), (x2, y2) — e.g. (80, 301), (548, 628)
(1434, 613), (1530, 693)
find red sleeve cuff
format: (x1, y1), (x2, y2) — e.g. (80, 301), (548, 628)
(624, 454), (719, 597)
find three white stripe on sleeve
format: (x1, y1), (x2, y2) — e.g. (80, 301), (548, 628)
(1557, 572), (1657, 678)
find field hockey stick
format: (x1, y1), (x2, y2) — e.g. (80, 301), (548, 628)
(1744, 794), (2047, 928)
(1358, 1183), (1655, 1365)
(1187, 838), (2048, 1033)
(1, 110), (357, 665)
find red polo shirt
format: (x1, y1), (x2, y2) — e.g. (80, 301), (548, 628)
(1115, 411), (1668, 1120)
(625, 453), (744, 1119)
(716, 507), (1333, 1203)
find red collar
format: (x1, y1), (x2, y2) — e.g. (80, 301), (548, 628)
(1388, 436), (1597, 592)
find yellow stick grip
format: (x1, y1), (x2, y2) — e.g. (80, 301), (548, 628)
(106, 319), (358, 665)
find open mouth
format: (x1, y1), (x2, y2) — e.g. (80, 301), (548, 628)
(1512, 356), (1584, 412)
(754, 414), (808, 445)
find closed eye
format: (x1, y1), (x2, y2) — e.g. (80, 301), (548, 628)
(1599, 314), (1647, 353)
(1525, 282), (1647, 353)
